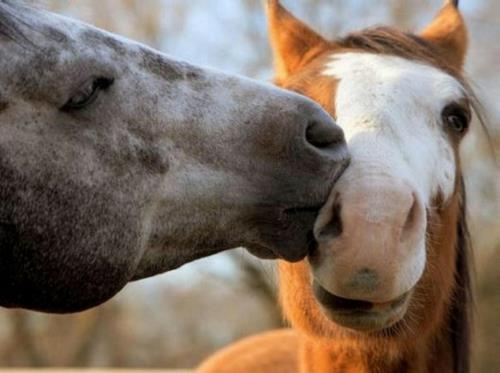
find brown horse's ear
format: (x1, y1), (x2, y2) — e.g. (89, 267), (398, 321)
(266, 0), (329, 83)
(420, 0), (468, 70)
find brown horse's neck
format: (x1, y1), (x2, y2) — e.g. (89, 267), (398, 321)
(297, 321), (455, 373)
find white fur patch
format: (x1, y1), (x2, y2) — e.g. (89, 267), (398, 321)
(324, 52), (464, 204)
(318, 52), (467, 297)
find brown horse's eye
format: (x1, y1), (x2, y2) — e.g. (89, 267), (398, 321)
(442, 104), (471, 134)
(61, 77), (114, 112)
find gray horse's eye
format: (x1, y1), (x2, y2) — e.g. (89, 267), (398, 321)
(61, 77), (114, 112)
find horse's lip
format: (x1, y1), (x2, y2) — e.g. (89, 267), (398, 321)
(312, 280), (411, 332)
(245, 243), (281, 260)
(248, 162), (348, 261)
(249, 230), (315, 262)
(333, 156), (351, 183)
(281, 155), (349, 221)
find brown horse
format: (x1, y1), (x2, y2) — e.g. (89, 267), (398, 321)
(199, 1), (478, 372)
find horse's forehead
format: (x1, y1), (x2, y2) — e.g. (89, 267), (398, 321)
(1, 4), (144, 64)
(2, 5), (197, 81)
(0, 6), (164, 99)
(322, 52), (460, 202)
(323, 52), (464, 112)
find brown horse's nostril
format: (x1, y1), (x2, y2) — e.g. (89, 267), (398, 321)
(402, 192), (420, 238)
(316, 200), (343, 240)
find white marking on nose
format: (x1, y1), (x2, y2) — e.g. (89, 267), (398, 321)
(310, 52), (466, 302)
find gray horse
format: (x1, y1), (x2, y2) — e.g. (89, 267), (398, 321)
(0, 1), (348, 313)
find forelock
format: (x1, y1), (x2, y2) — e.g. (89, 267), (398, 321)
(338, 27), (460, 78)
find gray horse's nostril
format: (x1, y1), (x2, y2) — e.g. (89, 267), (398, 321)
(305, 110), (345, 152)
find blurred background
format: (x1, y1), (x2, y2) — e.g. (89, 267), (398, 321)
(0, 0), (498, 371)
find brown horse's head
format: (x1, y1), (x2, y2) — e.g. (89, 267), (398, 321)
(267, 0), (474, 358)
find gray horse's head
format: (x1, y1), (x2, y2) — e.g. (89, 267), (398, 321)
(0, 1), (348, 313)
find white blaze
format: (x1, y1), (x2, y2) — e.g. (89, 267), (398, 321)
(324, 52), (462, 204)
(314, 52), (466, 300)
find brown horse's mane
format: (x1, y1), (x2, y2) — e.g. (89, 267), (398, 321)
(337, 26), (459, 77)
(452, 178), (473, 373)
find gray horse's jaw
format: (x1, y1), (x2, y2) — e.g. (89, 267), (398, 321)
(0, 223), (16, 306)
(0, 223), (15, 244)
(131, 243), (226, 281)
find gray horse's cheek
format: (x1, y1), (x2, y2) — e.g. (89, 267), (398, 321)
(0, 153), (152, 312)
(0, 207), (144, 312)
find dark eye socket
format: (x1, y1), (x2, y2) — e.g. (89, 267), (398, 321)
(442, 103), (471, 134)
(61, 77), (114, 112)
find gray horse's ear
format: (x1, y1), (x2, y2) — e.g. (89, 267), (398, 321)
(266, 0), (329, 84)
(420, 0), (468, 70)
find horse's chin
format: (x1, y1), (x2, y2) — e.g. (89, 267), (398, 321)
(244, 205), (323, 262)
(0, 222), (135, 313)
(312, 280), (413, 334)
(245, 233), (317, 262)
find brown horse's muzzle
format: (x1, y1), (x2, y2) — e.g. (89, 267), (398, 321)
(308, 176), (427, 331)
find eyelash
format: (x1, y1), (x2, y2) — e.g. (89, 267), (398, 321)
(61, 77), (114, 112)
